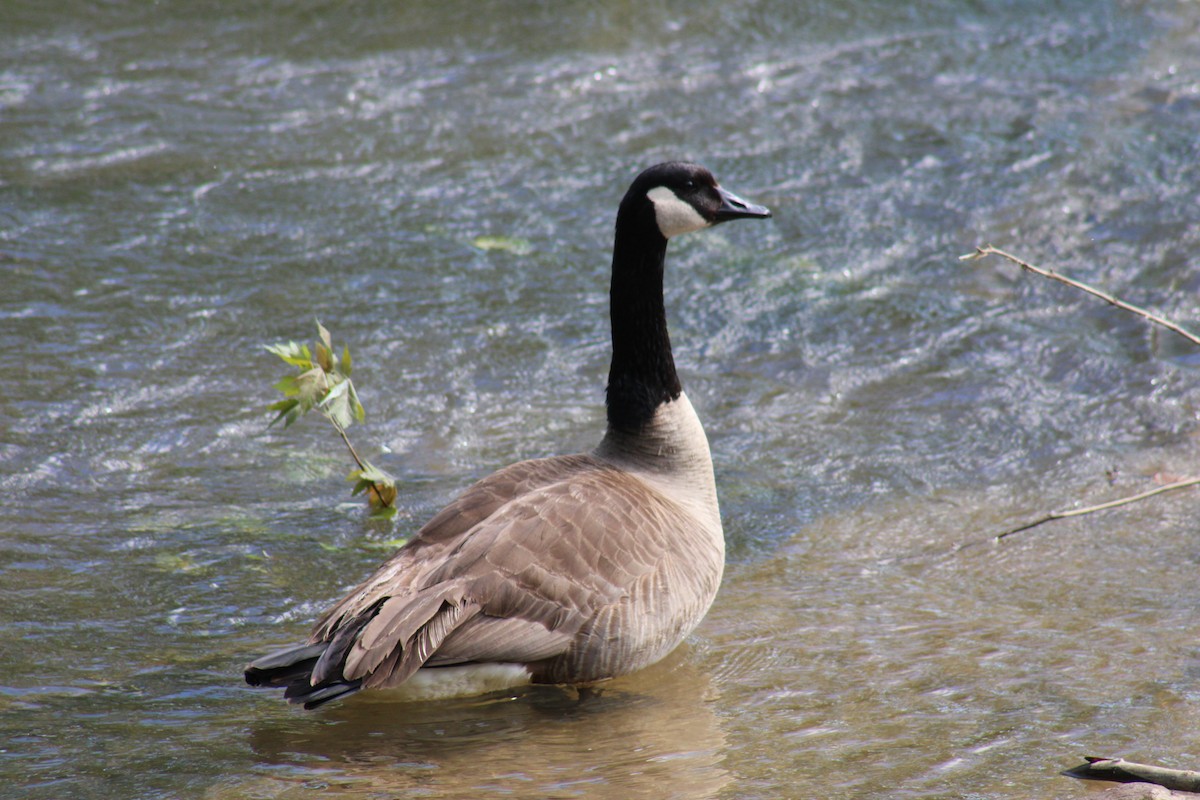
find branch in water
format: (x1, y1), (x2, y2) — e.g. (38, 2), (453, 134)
(961, 245), (1200, 348)
(960, 245), (1200, 541)
(1067, 756), (1200, 793)
(995, 476), (1200, 541)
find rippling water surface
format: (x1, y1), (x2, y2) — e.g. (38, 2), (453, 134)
(3, 2), (1200, 798)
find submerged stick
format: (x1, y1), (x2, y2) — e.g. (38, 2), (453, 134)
(961, 246), (1200, 348)
(1068, 756), (1200, 793)
(996, 476), (1200, 540)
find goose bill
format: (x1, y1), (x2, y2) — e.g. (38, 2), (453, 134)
(713, 186), (771, 222)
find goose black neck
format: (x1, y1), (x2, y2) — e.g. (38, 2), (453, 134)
(605, 211), (681, 433)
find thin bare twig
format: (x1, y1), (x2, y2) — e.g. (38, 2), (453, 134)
(961, 245), (1200, 348)
(996, 476), (1200, 540)
(329, 417), (368, 473)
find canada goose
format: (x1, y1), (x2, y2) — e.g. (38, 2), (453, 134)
(245, 162), (772, 708)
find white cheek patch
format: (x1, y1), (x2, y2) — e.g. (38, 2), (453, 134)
(647, 185), (710, 238)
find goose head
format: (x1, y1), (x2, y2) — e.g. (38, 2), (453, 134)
(605, 162), (771, 435)
(620, 161), (772, 240)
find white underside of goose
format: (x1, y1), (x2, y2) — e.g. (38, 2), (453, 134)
(363, 662), (533, 703)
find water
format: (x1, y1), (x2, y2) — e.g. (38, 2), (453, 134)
(3, 1), (1200, 797)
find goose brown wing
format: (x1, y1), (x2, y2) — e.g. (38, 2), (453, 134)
(306, 456), (703, 688)
(426, 467), (696, 658)
(310, 454), (602, 639)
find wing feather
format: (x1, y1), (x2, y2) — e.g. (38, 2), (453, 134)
(303, 453), (720, 690)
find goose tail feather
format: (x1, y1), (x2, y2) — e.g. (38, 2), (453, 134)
(244, 642), (364, 709)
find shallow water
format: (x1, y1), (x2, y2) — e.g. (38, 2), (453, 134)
(3, 1), (1200, 797)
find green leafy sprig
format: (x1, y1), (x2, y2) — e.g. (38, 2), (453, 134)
(265, 322), (398, 518)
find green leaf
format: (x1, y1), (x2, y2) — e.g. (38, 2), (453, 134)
(154, 552), (200, 573)
(282, 405), (303, 428)
(317, 320), (332, 353)
(349, 461), (394, 485)
(472, 234), (533, 255)
(293, 366), (329, 406)
(315, 341), (333, 373)
(348, 460), (398, 508)
(360, 536), (408, 550)
(264, 341), (300, 359)
(374, 482), (398, 508)
(367, 505), (399, 521)
(264, 341), (314, 369)
(272, 375), (299, 396)
(320, 379), (356, 429)
(347, 381), (366, 423)
(322, 378), (350, 401)
(342, 345), (353, 378)
(268, 398), (301, 427)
